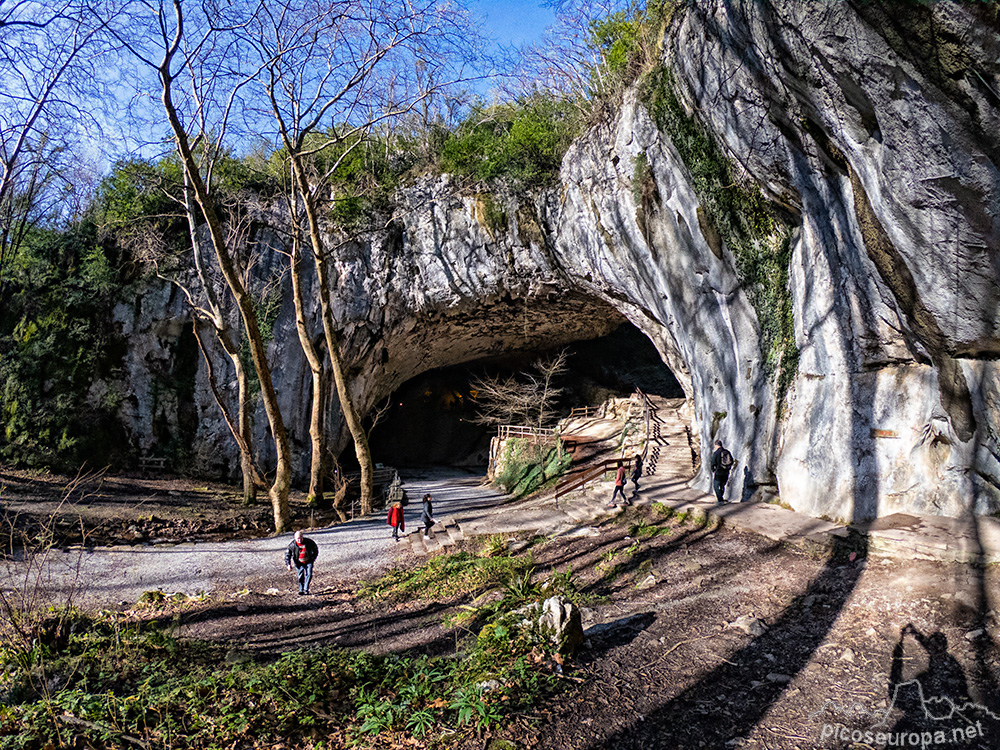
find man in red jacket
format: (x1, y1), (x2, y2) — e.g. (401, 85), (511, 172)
(285, 530), (319, 595)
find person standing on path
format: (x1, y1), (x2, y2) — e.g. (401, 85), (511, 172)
(630, 453), (643, 497)
(609, 460), (629, 507)
(387, 501), (405, 541)
(285, 530), (319, 595)
(421, 493), (436, 538)
(710, 440), (734, 504)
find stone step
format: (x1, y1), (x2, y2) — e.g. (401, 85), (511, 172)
(444, 521), (465, 545)
(422, 530), (444, 554)
(405, 531), (426, 555)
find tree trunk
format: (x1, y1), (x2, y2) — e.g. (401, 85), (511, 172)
(159, 50), (292, 532)
(288, 224), (327, 508)
(289, 156), (375, 514)
(190, 318), (260, 506)
(234, 354), (258, 506)
(184, 178), (260, 506)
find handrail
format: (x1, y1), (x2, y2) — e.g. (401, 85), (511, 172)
(497, 424), (558, 442)
(554, 458), (623, 500)
(633, 387), (653, 462)
(567, 405), (600, 419)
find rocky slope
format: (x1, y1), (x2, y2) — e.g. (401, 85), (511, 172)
(112, 0), (999, 522)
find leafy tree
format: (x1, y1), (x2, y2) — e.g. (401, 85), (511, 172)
(0, 222), (130, 469)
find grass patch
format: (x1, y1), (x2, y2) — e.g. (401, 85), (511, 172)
(493, 438), (571, 499)
(628, 519), (673, 538)
(1, 595), (565, 748)
(357, 549), (533, 603)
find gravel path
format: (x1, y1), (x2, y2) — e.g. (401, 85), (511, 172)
(1, 469), (505, 609)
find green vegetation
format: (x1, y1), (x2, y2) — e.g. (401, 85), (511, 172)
(584, 1), (675, 102)
(0, 617), (547, 747)
(358, 548), (533, 603)
(638, 65), (798, 409)
(437, 96), (582, 188)
(2, 545), (573, 749)
(0, 222), (133, 469)
(628, 518), (673, 538)
(493, 438), (572, 498)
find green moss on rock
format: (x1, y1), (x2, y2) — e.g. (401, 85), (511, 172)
(638, 65), (799, 414)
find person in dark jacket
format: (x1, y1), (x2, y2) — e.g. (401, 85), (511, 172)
(609, 460), (629, 507)
(710, 440), (734, 504)
(421, 493), (436, 538)
(387, 501), (405, 541)
(630, 453), (643, 497)
(285, 530), (319, 595)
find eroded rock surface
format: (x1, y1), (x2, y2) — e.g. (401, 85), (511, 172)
(111, 0), (999, 522)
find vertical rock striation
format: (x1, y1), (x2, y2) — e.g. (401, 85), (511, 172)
(111, 0), (999, 522)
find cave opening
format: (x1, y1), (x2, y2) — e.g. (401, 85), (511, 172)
(364, 322), (683, 470)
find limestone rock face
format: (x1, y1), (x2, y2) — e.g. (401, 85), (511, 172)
(111, 0), (999, 522)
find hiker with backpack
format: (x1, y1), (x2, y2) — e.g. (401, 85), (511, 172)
(711, 440), (735, 504)
(285, 530), (319, 595)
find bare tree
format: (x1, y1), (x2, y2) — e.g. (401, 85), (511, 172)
(510, 0), (661, 109)
(0, 1), (113, 295)
(245, 0), (480, 515)
(99, 158), (266, 505)
(472, 350), (569, 431)
(114, 0), (296, 531)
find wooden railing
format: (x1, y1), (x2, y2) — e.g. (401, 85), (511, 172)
(497, 425), (558, 442)
(633, 387), (653, 462)
(567, 405), (600, 419)
(552, 389), (655, 505)
(554, 458), (623, 501)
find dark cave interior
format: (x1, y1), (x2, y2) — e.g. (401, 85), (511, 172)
(364, 322), (683, 469)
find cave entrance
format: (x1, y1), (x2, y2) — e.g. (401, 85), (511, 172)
(365, 322), (683, 470)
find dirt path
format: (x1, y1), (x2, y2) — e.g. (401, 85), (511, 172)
(161, 505), (1000, 750)
(0, 468), (508, 609)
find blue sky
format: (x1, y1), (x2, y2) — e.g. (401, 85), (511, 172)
(473, 0), (558, 48)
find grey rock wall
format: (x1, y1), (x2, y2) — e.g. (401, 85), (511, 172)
(664, 0), (1000, 520)
(110, 0), (1000, 522)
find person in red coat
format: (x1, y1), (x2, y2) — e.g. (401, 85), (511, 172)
(387, 501), (405, 541)
(609, 460), (629, 507)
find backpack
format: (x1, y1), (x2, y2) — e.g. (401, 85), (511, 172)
(720, 449), (734, 470)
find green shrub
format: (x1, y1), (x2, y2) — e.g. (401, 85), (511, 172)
(493, 438), (571, 498)
(0, 222), (133, 469)
(438, 97), (582, 188)
(0, 602), (561, 747)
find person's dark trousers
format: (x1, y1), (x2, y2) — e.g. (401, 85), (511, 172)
(611, 485), (627, 505)
(392, 526), (399, 541)
(713, 473), (728, 503)
(296, 562), (313, 594)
